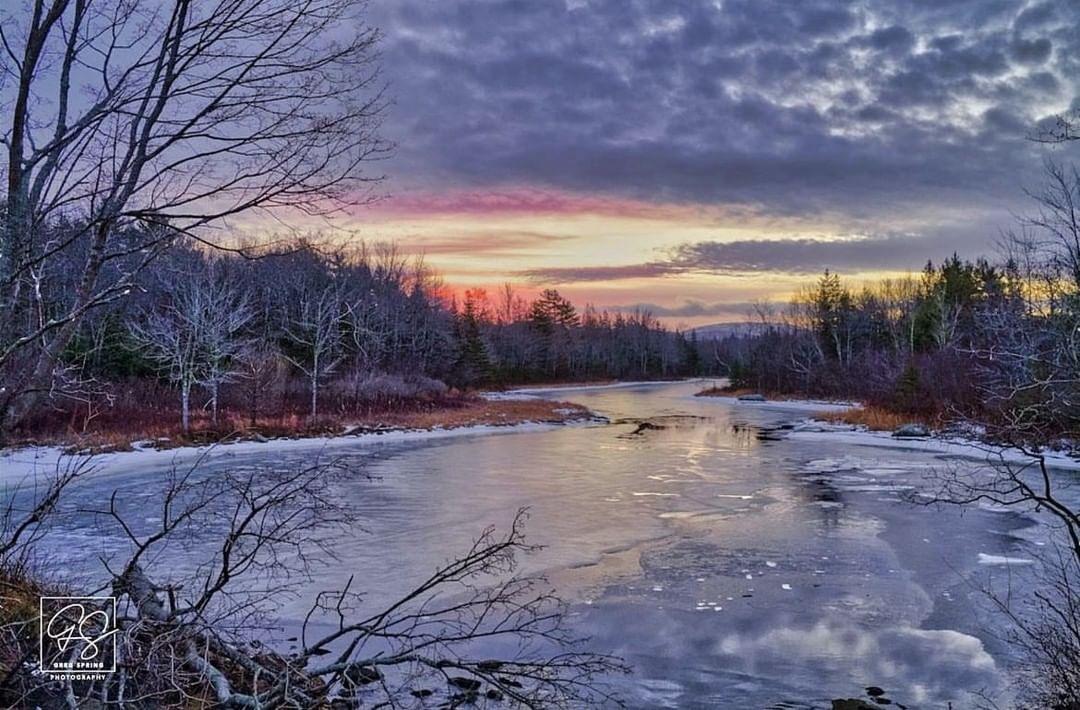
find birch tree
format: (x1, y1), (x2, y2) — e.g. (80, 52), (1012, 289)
(130, 265), (252, 432)
(281, 280), (343, 421)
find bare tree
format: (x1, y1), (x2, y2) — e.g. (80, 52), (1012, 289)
(1021, 161), (1080, 293)
(281, 279), (344, 421)
(130, 264), (253, 432)
(0, 0), (388, 434)
(196, 267), (256, 427)
(1034, 109), (1080, 145)
(236, 338), (285, 428)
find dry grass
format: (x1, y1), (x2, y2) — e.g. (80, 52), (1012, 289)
(9, 398), (594, 453)
(818, 405), (935, 431)
(0, 566), (63, 678)
(0, 568), (55, 626)
(365, 398), (592, 430)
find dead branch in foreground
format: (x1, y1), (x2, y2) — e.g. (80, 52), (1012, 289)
(0, 455), (627, 708)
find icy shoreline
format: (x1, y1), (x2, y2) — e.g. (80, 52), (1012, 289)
(691, 392), (855, 413)
(0, 418), (603, 486)
(691, 390), (1080, 472)
(787, 424), (1080, 472)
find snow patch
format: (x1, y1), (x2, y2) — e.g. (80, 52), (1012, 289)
(697, 395), (854, 413)
(977, 553), (1035, 566)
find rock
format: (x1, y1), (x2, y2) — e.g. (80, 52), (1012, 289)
(832, 700), (878, 710)
(344, 665), (381, 685)
(737, 393), (767, 401)
(866, 686), (886, 697)
(410, 689), (434, 698)
(486, 688), (504, 701)
(892, 423), (930, 438)
(452, 692), (480, 704)
(627, 421), (666, 436)
(448, 677), (482, 692)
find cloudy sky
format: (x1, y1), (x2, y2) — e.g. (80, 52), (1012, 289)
(353, 0), (1079, 325)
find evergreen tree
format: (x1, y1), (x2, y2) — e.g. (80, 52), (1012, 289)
(453, 296), (493, 386)
(681, 331), (702, 375)
(529, 289), (579, 332)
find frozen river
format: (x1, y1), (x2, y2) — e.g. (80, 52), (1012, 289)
(21, 380), (1066, 708)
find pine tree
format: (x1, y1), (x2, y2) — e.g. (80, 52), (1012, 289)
(681, 331), (701, 375)
(454, 297), (493, 386)
(529, 289), (579, 332)
(894, 361), (923, 414)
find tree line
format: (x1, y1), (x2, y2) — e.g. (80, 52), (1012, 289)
(712, 161), (1080, 444)
(8, 235), (707, 438)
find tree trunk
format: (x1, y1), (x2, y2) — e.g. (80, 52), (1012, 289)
(3, 220), (113, 431)
(210, 381), (219, 427)
(181, 383), (191, 433)
(248, 379), (258, 427)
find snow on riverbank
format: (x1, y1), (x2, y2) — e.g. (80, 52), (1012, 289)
(693, 393), (855, 413)
(0, 419), (600, 486)
(787, 422), (1080, 472)
(692, 389), (1080, 472)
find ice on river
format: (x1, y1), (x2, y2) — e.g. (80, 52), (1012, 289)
(4, 380), (1068, 709)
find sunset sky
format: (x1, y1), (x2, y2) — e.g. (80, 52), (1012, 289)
(345, 0), (1078, 326)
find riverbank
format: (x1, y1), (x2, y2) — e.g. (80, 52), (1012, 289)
(693, 385), (854, 413)
(786, 421), (1080, 472)
(6, 378), (701, 454)
(2, 396), (597, 455)
(695, 384), (942, 430)
(693, 386), (1080, 472)
(0, 398), (603, 482)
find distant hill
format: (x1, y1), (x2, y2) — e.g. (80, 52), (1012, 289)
(689, 322), (771, 340)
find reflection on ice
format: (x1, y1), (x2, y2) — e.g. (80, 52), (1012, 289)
(714, 620), (997, 705)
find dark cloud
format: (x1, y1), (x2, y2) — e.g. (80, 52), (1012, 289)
(525, 223), (1003, 283)
(669, 235), (942, 274)
(864, 25), (916, 54)
(1014, 1), (1061, 32)
(1011, 37), (1052, 64)
(523, 263), (676, 283)
(369, 0), (1079, 245)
